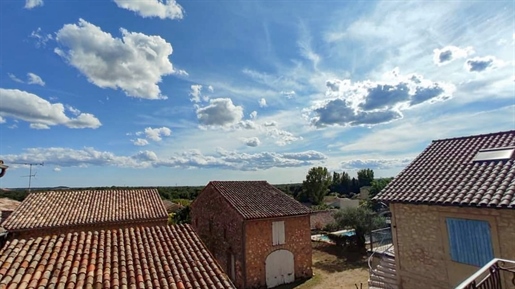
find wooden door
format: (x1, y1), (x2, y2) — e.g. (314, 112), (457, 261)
(265, 249), (295, 288)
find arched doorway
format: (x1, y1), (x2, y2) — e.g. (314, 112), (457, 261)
(265, 249), (295, 288)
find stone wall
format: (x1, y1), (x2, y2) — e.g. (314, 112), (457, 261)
(244, 216), (312, 289)
(391, 203), (515, 289)
(190, 185), (246, 288)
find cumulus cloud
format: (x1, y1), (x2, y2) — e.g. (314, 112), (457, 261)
(25, 0), (43, 9)
(465, 56), (501, 72)
(0, 116), (5, 124)
(249, 111), (257, 119)
(30, 123), (50, 129)
(132, 138), (149, 146)
(3, 146), (326, 171)
(208, 85), (214, 92)
(259, 98), (267, 107)
(189, 84), (202, 103)
(113, 0), (184, 20)
(242, 137), (260, 147)
(53, 167), (61, 172)
(27, 73), (45, 86)
(196, 98), (244, 127)
(310, 69), (455, 127)
(55, 19), (179, 99)
(433, 45), (474, 65)
(131, 127), (171, 145)
(143, 126), (172, 141)
(265, 127), (303, 146)
(0, 88), (101, 129)
(341, 158), (413, 170)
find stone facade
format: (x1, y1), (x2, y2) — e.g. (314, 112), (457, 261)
(190, 185), (246, 288)
(244, 216), (312, 288)
(390, 203), (515, 289)
(191, 185), (312, 289)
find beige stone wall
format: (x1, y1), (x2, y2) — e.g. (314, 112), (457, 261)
(244, 216), (312, 289)
(391, 203), (515, 289)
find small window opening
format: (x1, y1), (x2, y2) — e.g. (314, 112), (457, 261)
(473, 147), (515, 162)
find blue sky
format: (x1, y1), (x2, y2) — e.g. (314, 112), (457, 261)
(0, 0), (514, 188)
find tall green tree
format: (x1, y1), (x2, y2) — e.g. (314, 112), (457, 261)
(302, 166), (332, 205)
(357, 168), (374, 187)
(331, 207), (386, 253)
(340, 171), (352, 195)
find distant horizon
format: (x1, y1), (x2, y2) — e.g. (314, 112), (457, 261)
(1, 0), (513, 188)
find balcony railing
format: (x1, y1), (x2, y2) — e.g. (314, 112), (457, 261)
(456, 258), (515, 289)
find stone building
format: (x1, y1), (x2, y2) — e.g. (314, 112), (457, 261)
(190, 181), (312, 289)
(0, 188), (236, 289)
(374, 130), (515, 289)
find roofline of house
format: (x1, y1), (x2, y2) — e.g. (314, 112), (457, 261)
(378, 200), (514, 210)
(243, 212), (311, 221)
(431, 129), (515, 143)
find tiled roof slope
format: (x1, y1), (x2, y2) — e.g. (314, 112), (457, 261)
(208, 181), (311, 219)
(2, 189), (168, 231)
(0, 224), (235, 289)
(375, 130), (515, 208)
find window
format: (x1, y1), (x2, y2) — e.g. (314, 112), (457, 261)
(446, 218), (494, 267)
(473, 147), (514, 162)
(272, 221), (285, 245)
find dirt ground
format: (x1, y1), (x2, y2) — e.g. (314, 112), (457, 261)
(277, 243), (369, 289)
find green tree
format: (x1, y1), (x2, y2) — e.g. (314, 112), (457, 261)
(172, 205), (191, 224)
(331, 207), (386, 253)
(340, 171), (352, 195)
(357, 168), (374, 187)
(365, 177), (393, 211)
(302, 166), (332, 205)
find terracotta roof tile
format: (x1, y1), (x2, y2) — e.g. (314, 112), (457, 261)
(0, 224), (235, 289)
(310, 210), (337, 230)
(207, 181), (311, 219)
(2, 189), (168, 231)
(375, 130), (515, 208)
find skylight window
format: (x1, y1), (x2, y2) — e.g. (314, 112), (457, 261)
(473, 147), (515, 162)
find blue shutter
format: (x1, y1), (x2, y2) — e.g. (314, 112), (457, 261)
(446, 218), (494, 267)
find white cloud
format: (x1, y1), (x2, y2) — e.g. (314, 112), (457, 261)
(310, 69), (455, 127)
(2, 147), (327, 171)
(0, 88), (101, 129)
(190, 84), (202, 103)
(242, 137), (260, 147)
(196, 98), (244, 127)
(30, 123), (50, 130)
(8, 73), (24, 83)
(29, 28), (53, 48)
(249, 111), (257, 119)
(208, 85), (214, 92)
(113, 0), (184, 20)
(433, 46), (474, 65)
(27, 73), (45, 86)
(25, 0), (43, 9)
(66, 105), (81, 116)
(465, 56), (503, 72)
(55, 19), (179, 99)
(132, 138), (149, 146)
(265, 127), (303, 146)
(259, 98), (267, 107)
(144, 126), (172, 141)
(53, 167), (61, 172)
(0, 116), (5, 124)
(341, 158), (413, 170)
(281, 90), (296, 98)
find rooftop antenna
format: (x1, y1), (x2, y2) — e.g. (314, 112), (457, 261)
(15, 162), (44, 192)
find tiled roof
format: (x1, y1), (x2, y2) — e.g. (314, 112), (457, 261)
(375, 130), (515, 208)
(162, 200), (184, 213)
(0, 198), (20, 212)
(2, 189), (168, 231)
(0, 224), (235, 289)
(208, 181), (311, 220)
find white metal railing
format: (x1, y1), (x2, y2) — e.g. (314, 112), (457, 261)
(455, 258), (515, 289)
